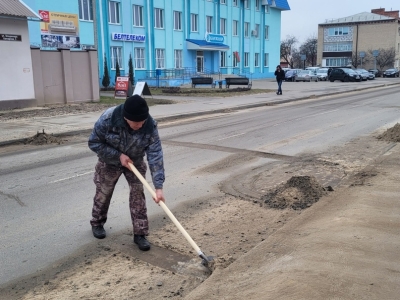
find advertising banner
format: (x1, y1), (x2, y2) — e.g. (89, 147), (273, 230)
(39, 10), (80, 49)
(115, 77), (130, 99)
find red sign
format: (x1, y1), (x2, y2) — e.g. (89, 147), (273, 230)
(234, 51), (240, 62)
(38, 10), (50, 23)
(114, 77), (130, 99)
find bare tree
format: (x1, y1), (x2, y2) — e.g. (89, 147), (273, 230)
(299, 36), (318, 67)
(291, 48), (303, 69)
(350, 51), (371, 69)
(368, 47), (396, 71)
(280, 35), (298, 68)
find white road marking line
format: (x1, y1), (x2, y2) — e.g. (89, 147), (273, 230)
(216, 132), (245, 141)
(50, 171), (94, 183)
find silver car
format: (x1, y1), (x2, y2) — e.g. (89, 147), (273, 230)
(355, 69), (369, 81)
(295, 70), (318, 82)
(316, 68), (329, 81)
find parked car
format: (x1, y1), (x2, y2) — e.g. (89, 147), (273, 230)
(368, 69), (382, 77)
(329, 68), (361, 82)
(305, 67), (320, 74)
(285, 69), (300, 82)
(295, 70), (318, 82)
(355, 69), (370, 81)
(382, 68), (399, 78)
(316, 68), (329, 81)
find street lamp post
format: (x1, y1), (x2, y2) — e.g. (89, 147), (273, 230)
(359, 51), (365, 69)
(372, 50), (379, 71)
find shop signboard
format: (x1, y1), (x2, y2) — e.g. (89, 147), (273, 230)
(39, 10), (80, 49)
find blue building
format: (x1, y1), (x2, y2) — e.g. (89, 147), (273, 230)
(26, 0), (290, 86)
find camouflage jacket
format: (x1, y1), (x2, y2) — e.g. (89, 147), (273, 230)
(88, 104), (165, 189)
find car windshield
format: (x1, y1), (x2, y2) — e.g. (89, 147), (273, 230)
(317, 69), (327, 74)
(346, 69), (356, 74)
(386, 69), (395, 72)
(299, 70), (309, 74)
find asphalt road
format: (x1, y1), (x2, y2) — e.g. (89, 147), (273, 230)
(1, 84), (400, 287)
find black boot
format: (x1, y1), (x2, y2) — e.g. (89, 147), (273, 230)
(92, 225), (106, 239)
(134, 234), (151, 251)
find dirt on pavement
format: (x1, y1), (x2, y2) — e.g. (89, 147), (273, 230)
(1, 109), (400, 299)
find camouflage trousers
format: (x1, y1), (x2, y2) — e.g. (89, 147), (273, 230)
(90, 160), (149, 235)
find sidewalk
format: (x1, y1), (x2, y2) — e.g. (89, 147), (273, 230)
(187, 143), (400, 299)
(1, 78), (399, 145)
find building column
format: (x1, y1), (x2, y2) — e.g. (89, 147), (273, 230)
(59, 48), (74, 104)
(30, 47), (45, 106)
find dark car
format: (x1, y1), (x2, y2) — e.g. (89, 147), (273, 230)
(285, 69), (300, 82)
(368, 69), (382, 77)
(329, 68), (361, 82)
(382, 68), (399, 78)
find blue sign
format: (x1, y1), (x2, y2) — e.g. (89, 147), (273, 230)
(112, 32), (146, 42)
(206, 34), (224, 44)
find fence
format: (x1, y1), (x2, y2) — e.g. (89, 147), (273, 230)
(30, 47), (100, 106)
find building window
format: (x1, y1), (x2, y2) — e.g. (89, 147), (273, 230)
(244, 52), (249, 67)
(255, 53), (259, 67)
(328, 27), (349, 36)
(78, 0), (93, 21)
(220, 18), (226, 35)
(108, 1), (120, 24)
(174, 50), (183, 69)
(154, 8), (164, 29)
(233, 20), (238, 36)
(254, 24), (259, 38)
(264, 53), (269, 67)
(221, 0), (226, 4)
(323, 42), (352, 52)
(133, 5), (143, 27)
(155, 49), (165, 69)
(265, 5), (270, 13)
(111, 46), (122, 69)
(255, 0), (260, 10)
(191, 14), (198, 32)
(233, 0), (238, 7)
(265, 25), (269, 39)
(220, 51), (227, 67)
(134, 48), (145, 69)
(244, 22), (250, 38)
(174, 11), (182, 30)
(206, 16), (213, 33)
(244, 0), (249, 9)
(326, 57), (351, 67)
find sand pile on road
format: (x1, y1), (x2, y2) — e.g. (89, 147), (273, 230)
(262, 176), (328, 210)
(377, 123), (400, 142)
(25, 130), (64, 145)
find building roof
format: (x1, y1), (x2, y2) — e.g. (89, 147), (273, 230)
(186, 39), (229, 51)
(320, 12), (395, 25)
(266, 0), (291, 11)
(0, 0), (41, 20)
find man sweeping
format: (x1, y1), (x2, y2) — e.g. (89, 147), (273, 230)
(88, 95), (165, 251)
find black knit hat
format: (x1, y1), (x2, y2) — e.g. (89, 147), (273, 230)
(123, 95), (149, 122)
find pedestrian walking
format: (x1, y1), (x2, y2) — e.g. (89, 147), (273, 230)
(88, 95), (165, 251)
(274, 65), (285, 95)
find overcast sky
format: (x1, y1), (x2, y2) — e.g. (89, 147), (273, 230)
(281, 0), (399, 45)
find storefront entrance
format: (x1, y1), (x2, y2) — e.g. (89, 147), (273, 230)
(196, 51), (204, 73)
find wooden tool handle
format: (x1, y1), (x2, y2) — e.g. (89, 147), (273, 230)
(127, 162), (202, 255)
